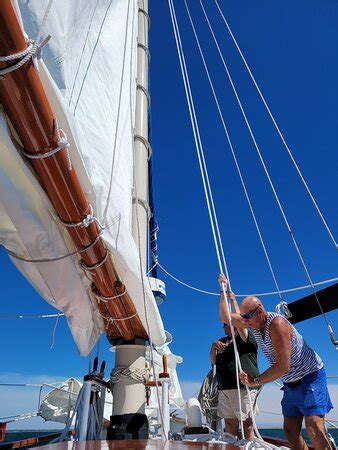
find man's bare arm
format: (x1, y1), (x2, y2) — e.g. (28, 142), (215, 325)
(219, 291), (231, 324)
(228, 292), (248, 342)
(210, 344), (216, 365)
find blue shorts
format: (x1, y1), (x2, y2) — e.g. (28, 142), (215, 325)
(281, 367), (333, 417)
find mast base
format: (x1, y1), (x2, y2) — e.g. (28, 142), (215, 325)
(107, 413), (149, 440)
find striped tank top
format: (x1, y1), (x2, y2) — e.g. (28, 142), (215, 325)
(253, 312), (323, 383)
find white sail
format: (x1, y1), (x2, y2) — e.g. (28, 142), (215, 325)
(0, 0), (166, 354)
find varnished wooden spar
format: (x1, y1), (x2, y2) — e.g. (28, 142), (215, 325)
(0, 2), (147, 342)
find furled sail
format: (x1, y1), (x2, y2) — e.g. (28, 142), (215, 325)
(0, 0), (166, 354)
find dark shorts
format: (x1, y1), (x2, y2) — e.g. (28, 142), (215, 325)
(281, 367), (333, 417)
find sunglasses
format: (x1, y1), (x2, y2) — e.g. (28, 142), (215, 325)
(240, 305), (260, 320)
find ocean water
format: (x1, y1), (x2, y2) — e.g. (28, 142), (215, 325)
(2, 430), (59, 445)
(3, 428), (338, 445)
(260, 428), (338, 444)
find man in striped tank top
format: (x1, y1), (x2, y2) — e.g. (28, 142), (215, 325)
(218, 275), (333, 450)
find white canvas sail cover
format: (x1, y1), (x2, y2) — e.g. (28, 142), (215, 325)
(39, 378), (82, 424)
(0, 0), (166, 354)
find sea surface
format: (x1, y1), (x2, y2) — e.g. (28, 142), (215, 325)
(2, 428), (338, 445)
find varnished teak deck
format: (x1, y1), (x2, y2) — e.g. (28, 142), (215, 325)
(31, 440), (243, 449)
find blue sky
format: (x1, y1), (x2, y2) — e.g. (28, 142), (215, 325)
(0, 0), (337, 429)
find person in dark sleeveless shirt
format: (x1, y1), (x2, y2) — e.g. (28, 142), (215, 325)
(215, 275), (260, 440)
(218, 275), (334, 450)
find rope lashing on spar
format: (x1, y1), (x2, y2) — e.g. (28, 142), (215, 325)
(21, 118), (72, 171)
(92, 286), (127, 305)
(0, 0), (54, 78)
(80, 252), (110, 275)
(59, 204), (104, 231)
(2, 213), (121, 264)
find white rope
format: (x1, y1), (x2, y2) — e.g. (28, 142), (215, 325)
(0, 412), (39, 423)
(59, 203), (104, 231)
(214, 0), (338, 250)
(0, 0), (53, 77)
(169, 0), (246, 438)
(80, 251), (110, 272)
(49, 312), (61, 349)
(168, 2), (230, 287)
(158, 260), (337, 297)
(0, 312), (65, 319)
(201, 1), (337, 346)
(94, 287), (126, 304)
(3, 229), (104, 263)
(2, 213), (121, 263)
(146, 260), (158, 276)
(111, 366), (150, 384)
(98, 308), (138, 331)
(22, 118), (72, 171)
(190, 0), (284, 304)
(275, 301), (292, 319)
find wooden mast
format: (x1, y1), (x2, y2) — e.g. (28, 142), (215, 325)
(0, 1), (147, 344)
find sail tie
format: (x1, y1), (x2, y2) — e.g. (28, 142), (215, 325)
(93, 287), (127, 304)
(21, 118), (72, 171)
(60, 204), (104, 231)
(80, 252), (110, 274)
(0, 0), (54, 78)
(99, 312), (138, 329)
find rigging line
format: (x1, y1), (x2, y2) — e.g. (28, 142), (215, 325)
(168, 0), (230, 286)
(214, 0), (338, 250)
(200, 2), (336, 341)
(50, 312), (61, 349)
(0, 313), (65, 319)
(188, 0), (284, 302)
(158, 261), (337, 297)
(68, 0), (100, 108)
(1, 213), (120, 263)
(169, 0), (246, 437)
(102, 0), (132, 226)
(182, 2), (263, 439)
(73, 0), (114, 115)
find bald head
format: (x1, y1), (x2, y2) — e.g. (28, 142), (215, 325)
(240, 296), (263, 314)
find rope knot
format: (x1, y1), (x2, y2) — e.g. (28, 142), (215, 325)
(275, 300), (292, 319)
